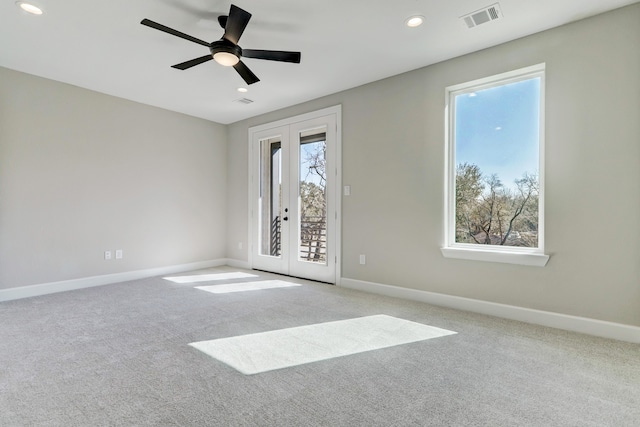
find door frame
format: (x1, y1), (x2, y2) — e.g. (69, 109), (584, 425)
(248, 105), (342, 284)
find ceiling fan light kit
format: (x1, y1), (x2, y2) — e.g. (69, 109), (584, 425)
(211, 39), (242, 66)
(141, 4), (301, 85)
(213, 52), (240, 66)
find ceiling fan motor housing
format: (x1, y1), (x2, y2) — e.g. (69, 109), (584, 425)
(210, 39), (242, 59)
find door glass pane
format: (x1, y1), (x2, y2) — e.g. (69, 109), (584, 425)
(259, 138), (282, 257)
(298, 127), (327, 264)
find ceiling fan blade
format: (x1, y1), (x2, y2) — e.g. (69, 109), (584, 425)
(141, 19), (210, 47)
(242, 49), (301, 63)
(218, 15), (228, 29)
(171, 55), (214, 70)
(233, 60), (260, 85)
(223, 4), (251, 45)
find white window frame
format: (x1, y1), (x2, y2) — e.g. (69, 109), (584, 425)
(442, 64), (549, 267)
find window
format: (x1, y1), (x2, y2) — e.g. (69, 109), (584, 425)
(442, 64), (549, 266)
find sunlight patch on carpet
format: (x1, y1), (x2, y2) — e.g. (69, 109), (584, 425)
(189, 315), (457, 375)
(195, 280), (302, 294)
(163, 272), (259, 284)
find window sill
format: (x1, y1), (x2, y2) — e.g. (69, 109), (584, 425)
(440, 247), (550, 267)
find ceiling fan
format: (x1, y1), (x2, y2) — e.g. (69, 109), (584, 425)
(141, 4), (301, 85)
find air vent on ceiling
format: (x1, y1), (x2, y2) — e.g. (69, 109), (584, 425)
(235, 98), (254, 104)
(461, 3), (502, 29)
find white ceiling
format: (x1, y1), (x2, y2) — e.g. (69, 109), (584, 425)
(1, 0), (637, 124)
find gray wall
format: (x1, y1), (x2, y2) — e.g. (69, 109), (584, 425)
(226, 4), (640, 326)
(0, 67), (228, 288)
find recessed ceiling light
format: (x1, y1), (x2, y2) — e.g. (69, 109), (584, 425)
(405, 15), (424, 28)
(237, 87), (248, 93)
(16, 2), (43, 15)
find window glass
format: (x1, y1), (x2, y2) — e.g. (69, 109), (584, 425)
(446, 65), (545, 256)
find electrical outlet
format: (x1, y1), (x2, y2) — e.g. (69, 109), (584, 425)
(359, 254), (366, 265)
(115, 249), (123, 259)
(104, 251), (112, 260)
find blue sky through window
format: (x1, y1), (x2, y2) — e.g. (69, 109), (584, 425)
(455, 77), (540, 190)
(300, 141), (325, 186)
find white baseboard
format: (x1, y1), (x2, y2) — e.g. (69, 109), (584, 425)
(339, 277), (640, 344)
(0, 259), (227, 302)
(224, 258), (251, 270)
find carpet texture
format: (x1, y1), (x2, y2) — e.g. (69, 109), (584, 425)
(0, 267), (639, 426)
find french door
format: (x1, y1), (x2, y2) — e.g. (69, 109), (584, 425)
(249, 107), (340, 283)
